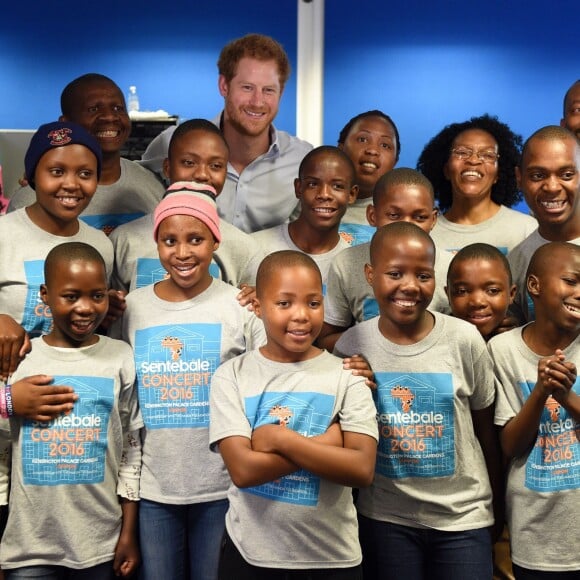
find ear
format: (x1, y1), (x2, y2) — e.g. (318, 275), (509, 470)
(560, 118), (566, 128)
(364, 263), (374, 286)
(58, 114), (67, 122)
(366, 204), (377, 227)
(527, 274), (540, 298)
(162, 157), (170, 180)
(213, 240), (220, 252)
(515, 166), (522, 191)
(40, 284), (49, 305)
(294, 177), (302, 200)
(348, 184), (359, 205)
(218, 75), (229, 98)
(253, 297), (262, 319)
(429, 208), (438, 231)
(509, 284), (517, 304)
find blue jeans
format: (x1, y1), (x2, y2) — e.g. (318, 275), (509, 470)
(358, 514), (492, 580)
(5, 562), (113, 580)
(139, 498), (228, 580)
(218, 531), (363, 580)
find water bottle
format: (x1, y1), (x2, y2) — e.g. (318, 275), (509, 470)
(127, 86), (140, 113)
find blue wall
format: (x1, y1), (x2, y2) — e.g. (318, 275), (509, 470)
(1, 0), (577, 206)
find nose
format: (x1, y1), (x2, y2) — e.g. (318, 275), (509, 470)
(74, 296), (93, 314)
(468, 290), (487, 307)
(249, 89), (264, 108)
(62, 172), (80, 191)
(316, 183), (333, 200)
(542, 174), (561, 192)
(465, 151), (482, 164)
(175, 242), (192, 260)
(364, 139), (379, 155)
(291, 302), (309, 321)
(400, 274), (420, 293)
(191, 164), (210, 183)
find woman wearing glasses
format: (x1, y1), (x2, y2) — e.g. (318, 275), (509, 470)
(417, 114), (537, 256)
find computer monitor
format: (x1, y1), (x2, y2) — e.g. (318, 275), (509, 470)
(0, 129), (35, 200)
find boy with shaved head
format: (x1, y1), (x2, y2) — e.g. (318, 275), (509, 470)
(490, 241), (580, 578)
(334, 222), (502, 579)
(508, 125), (580, 321)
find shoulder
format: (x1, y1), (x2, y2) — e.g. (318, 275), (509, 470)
(487, 326), (522, 354)
(120, 158), (165, 190)
(498, 205), (538, 226)
(272, 126), (313, 156)
(334, 319), (377, 354)
(109, 213), (152, 242)
(508, 230), (545, 263)
(250, 224), (286, 244)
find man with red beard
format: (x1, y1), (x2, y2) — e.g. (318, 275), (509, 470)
(141, 34), (312, 234)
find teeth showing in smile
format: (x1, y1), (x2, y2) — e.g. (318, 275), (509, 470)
(461, 170), (483, 178)
(96, 130), (119, 138)
(394, 299), (417, 308)
(564, 303), (580, 317)
(361, 162), (378, 169)
(245, 110), (265, 118)
(314, 208), (334, 214)
(288, 330), (309, 336)
(540, 200), (566, 209)
(57, 196), (81, 206)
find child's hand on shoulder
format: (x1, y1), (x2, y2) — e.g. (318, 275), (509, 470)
(342, 354), (376, 390)
(537, 350), (577, 398)
(0, 315), (31, 381)
(11, 375), (78, 421)
(101, 289), (127, 330)
(236, 284), (256, 311)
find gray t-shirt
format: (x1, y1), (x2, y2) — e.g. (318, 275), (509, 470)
(0, 209), (114, 337)
(324, 242), (452, 329)
(250, 223), (350, 289)
(338, 197), (375, 247)
(335, 312), (495, 531)
(110, 212), (264, 293)
(122, 279), (265, 504)
(490, 328), (580, 572)
(432, 205), (538, 256)
(8, 158), (164, 235)
(0, 336), (142, 570)
(209, 349), (378, 569)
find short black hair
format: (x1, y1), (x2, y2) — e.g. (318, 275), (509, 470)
(447, 243), (512, 286)
(373, 167), (434, 207)
(44, 242), (107, 285)
(168, 118), (228, 159)
(369, 222), (435, 266)
(526, 241), (580, 283)
(256, 250), (322, 298)
(521, 125), (579, 166)
(337, 110), (401, 162)
(563, 80), (580, 117)
(60, 73), (121, 117)
(417, 114), (523, 212)
(298, 145), (355, 183)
